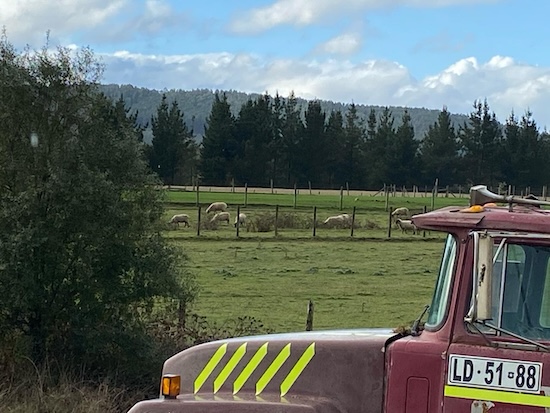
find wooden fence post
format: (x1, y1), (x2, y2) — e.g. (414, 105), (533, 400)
(294, 183), (297, 209)
(195, 180), (200, 207)
(423, 205), (427, 238)
(387, 207), (393, 238)
(339, 186), (344, 210)
(244, 183), (248, 207)
(196, 205), (201, 237)
(351, 206), (356, 237)
(305, 300), (314, 331)
(275, 205), (279, 237)
(236, 205), (240, 238)
(313, 206), (317, 237)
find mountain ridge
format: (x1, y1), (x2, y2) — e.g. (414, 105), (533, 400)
(99, 84), (470, 143)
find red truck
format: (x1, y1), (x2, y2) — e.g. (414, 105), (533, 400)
(128, 185), (550, 412)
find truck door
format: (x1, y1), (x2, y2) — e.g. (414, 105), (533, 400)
(445, 235), (550, 412)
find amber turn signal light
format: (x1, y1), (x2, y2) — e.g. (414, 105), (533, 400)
(162, 374), (181, 399)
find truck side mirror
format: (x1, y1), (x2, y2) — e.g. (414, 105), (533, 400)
(476, 233), (493, 321)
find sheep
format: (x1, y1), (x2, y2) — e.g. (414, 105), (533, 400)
(339, 213), (352, 228)
(395, 218), (417, 234)
(168, 213), (190, 228)
(234, 212), (247, 228)
(323, 214), (345, 228)
(391, 207), (410, 219)
(206, 202), (228, 214)
(210, 211), (230, 225)
(391, 207), (410, 226)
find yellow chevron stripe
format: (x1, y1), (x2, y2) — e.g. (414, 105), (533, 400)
(280, 343), (315, 396)
(194, 343), (227, 393)
(233, 343), (268, 394)
(445, 385), (550, 408)
(214, 343), (247, 393)
(256, 343), (291, 395)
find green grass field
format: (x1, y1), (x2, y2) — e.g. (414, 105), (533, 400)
(164, 188), (465, 333)
(177, 237), (447, 333)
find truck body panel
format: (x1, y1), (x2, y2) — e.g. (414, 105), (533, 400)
(129, 329), (395, 413)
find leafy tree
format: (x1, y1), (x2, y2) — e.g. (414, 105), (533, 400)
(200, 92), (235, 185)
(419, 106), (459, 186)
(0, 37), (195, 380)
(150, 95), (196, 185)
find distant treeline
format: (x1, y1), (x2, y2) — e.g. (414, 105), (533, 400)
(135, 88), (550, 191)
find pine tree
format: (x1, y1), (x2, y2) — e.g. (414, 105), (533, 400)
(233, 94), (273, 186)
(458, 99), (502, 186)
(280, 92), (304, 186)
(325, 110), (345, 187)
(343, 103), (367, 188)
(150, 95), (195, 185)
(200, 92), (235, 185)
(297, 100), (327, 186)
(419, 106), (459, 186)
(387, 109), (419, 186)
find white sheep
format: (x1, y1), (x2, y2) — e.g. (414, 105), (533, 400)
(339, 213), (352, 228)
(168, 213), (190, 228)
(206, 202), (228, 214)
(323, 215), (345, 228)
(391, 207), (410, 225)
(396, 218), (417, 234)
(210, 211), (230, 225)
(234, 212), (247, 228)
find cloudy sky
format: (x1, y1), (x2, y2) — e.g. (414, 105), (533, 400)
(2, 0), (550, 128)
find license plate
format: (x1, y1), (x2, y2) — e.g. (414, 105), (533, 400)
(448, 354), (542, 393)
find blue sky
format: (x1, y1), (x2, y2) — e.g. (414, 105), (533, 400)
(2, 0), (550, 128)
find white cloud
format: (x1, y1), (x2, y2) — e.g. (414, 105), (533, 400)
(100, 50), (550, 129)
(230, 0), (500, 33)
(316, 33), (362, 56)
(0, 0), (127, 44)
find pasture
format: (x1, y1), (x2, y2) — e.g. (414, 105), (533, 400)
(163, 187), (468, 333)
(177, 237), (446, 333)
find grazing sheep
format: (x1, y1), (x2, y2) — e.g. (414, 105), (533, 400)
(234, 212), (247, 228)
(168, 213), (190, 228)
(206, 202), (228, 214)
(391, 207), (410, 225)
(339, 213), (352, 228)
(323, 214), (345, 228)
(396, 218), (417, 234)
(210, 211), (230, 225)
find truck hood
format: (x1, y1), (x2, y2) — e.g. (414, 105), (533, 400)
(129, 328), (397, 413)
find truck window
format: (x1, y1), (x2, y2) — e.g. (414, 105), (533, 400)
(490, 241), (550, 340)
(425, 234), (457, 328)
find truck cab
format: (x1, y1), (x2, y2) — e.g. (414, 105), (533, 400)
(129, 185), (550, 413)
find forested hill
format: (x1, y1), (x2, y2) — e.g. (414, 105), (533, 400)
(99, 84), (469, 143)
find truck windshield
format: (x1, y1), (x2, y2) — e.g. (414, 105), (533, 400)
(426, 234), (457, 328)
(489, 240), (550, 340)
